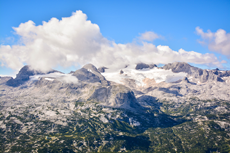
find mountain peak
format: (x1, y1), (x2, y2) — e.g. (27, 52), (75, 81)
(163, 62), (202, 76)
(73, 64), (109, 86)
(135, 63), (157, 70)
(83, 63), (99, 72)
(6, 65), (61, 87)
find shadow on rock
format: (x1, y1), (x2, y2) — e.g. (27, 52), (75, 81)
(158, 87), (183, 97)
(134, 95), (189, 131)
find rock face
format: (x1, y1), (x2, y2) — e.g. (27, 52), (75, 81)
(135, 63), (149, 70)
(135, 63), (157, 70)
(87, 84), (140, 109)
(6, 65), (59, 87)
(98, 66), (108, 73)
(149, 64), (157, 69)
(73, 64), (109, 86)
(220, 70), (230, 77)
(200, 70), (223, 83)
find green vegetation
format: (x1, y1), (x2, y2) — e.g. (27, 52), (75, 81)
(0, 99), (230, 152)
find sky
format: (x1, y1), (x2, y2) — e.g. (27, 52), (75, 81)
(0, 0), (230, 76)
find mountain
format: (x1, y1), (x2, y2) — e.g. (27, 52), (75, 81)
(6, 65), (61, 87)
(0, 62), (230, 152)
(162, 62), (227, 83)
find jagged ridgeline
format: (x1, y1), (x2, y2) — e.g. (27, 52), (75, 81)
(0, 62), (230, 152)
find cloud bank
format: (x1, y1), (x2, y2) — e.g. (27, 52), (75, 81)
(0, 11), (224, 72)
(196, 27), (230, 58)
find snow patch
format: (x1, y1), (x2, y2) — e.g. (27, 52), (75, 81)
(45, 78), (54, 81)
(44, 110), (57, 116)
(87, 69), (92, 72)
(129, 117), (140, 126)
(100, 115), (108, 123)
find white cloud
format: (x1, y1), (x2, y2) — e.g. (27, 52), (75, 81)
(196, 27), (230, 58)
(0, 11), (224, 73)
(139, 31), (163, 41)
(0, 74), (16, 78)
(0, 10), (107, 72)
(60, 74), (79, 84)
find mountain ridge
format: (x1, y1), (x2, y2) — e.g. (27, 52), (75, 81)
(1, 61), (230, 107)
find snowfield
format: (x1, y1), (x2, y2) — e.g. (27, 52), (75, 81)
(102, 67), (187, 86)
(30, 72), (79, 84)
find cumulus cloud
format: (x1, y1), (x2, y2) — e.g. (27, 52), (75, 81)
(139, 31), (163, 41)
(196, 27), (230, 58)
(0, 11), (225, 73)
(0, 10), (107, 72)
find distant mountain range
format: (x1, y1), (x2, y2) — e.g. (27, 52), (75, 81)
(0, 62), (230, 152)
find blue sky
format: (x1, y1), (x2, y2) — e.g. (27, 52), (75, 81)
(0, 0), (230, 75)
